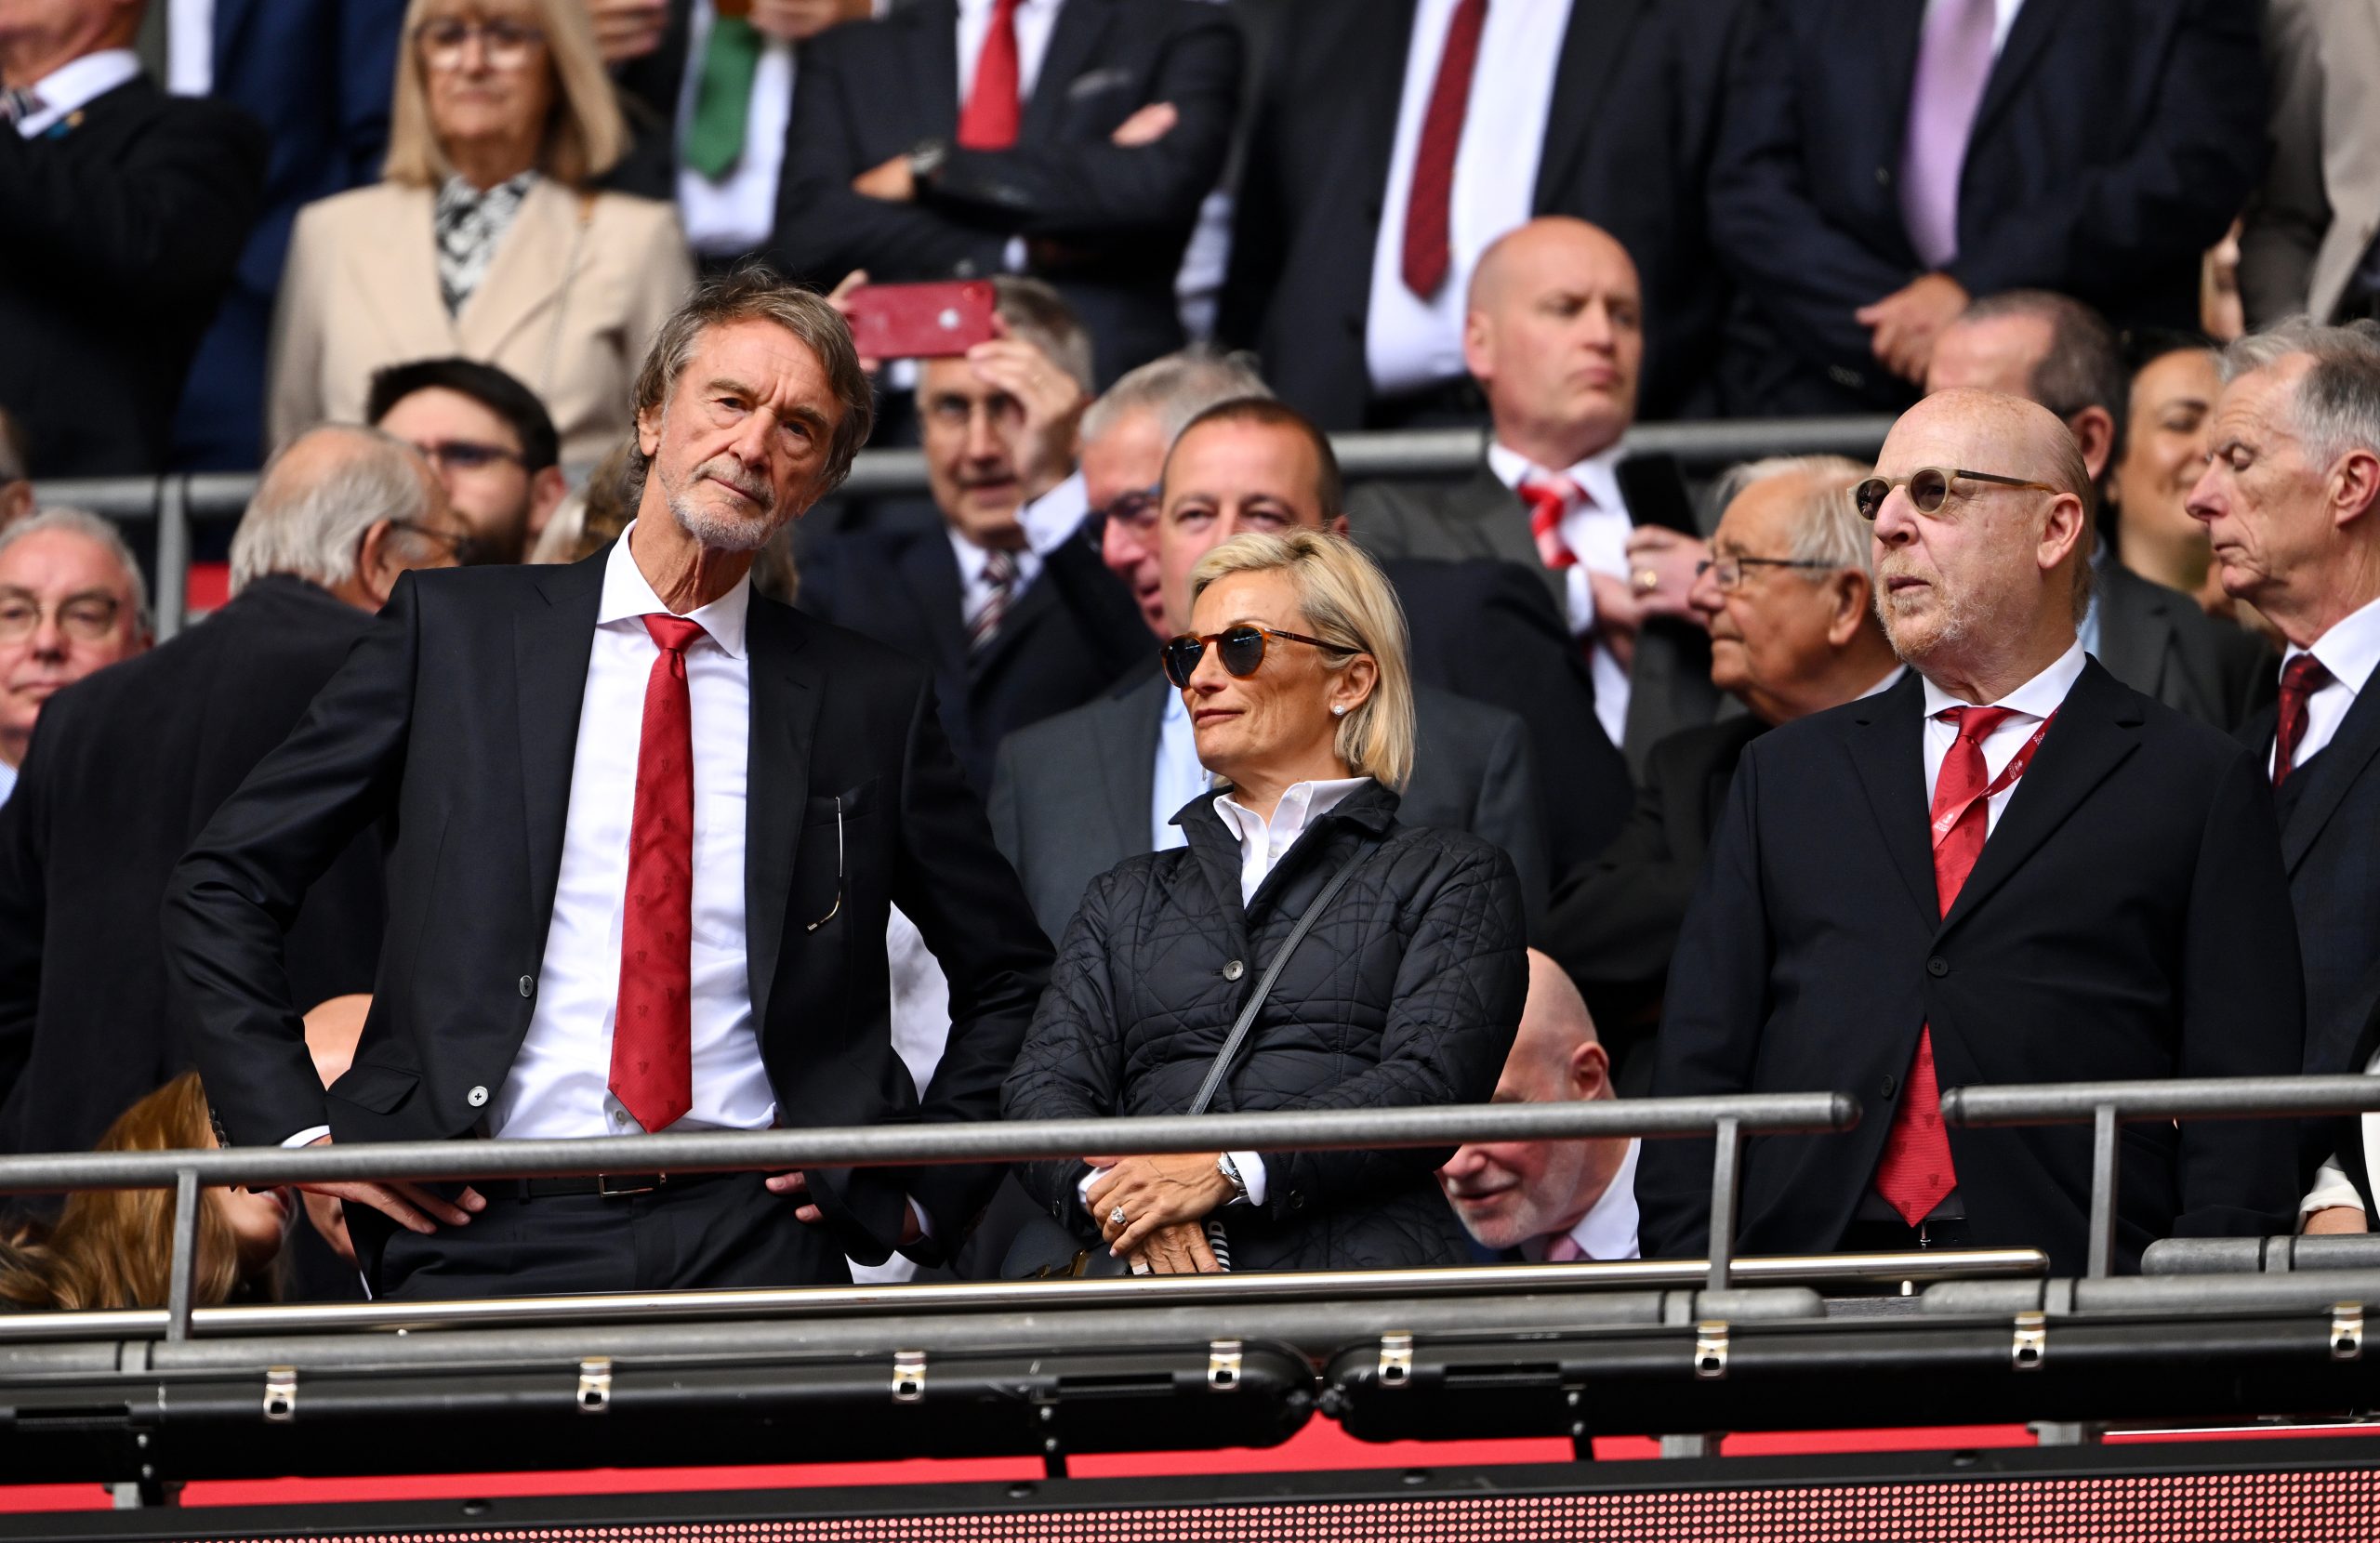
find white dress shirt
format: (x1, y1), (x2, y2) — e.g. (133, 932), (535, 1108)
(955, 0), (1062, 273)
(673, 0), (801, 257)
(1486, 440), (1636, 747)
(1364, 0), (1569, 395)
(1921, 0), (2028, 56)
(15, 49), (141, 138)
(165, 0), (215, 97)
(1919, 639), (2087, 835)
(0, 759), (16, 807)
(1523, 1137), (1641, 1262)
(496, 525), (775, 1140)
(1151, 685), (1210, 851)
(951, 472), (1093, 630)
(2268, 593), (2380, 780)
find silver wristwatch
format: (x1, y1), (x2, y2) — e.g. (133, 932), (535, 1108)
(1216, 1151), (1251, 1206)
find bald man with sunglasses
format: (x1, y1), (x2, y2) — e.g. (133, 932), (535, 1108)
(1639, 389), (2304, 1276)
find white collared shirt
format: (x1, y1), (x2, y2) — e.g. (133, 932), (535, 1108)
(2268, 593), (2380, 779)
(1525, 1137), (1642, 1262)
(1919, 639), (2087, 837)
(0, 759), (15, 806)
(672, 0), (801, 257)
(949, 472), (1091, 632)
(165, 0), (214, 96)
(1486, 440), (1636, 746)
(15, 49), (141, 138)
(955, 0), (1064, 108)
(496, 523), (774, 1140)
(1921, 0), (2027, 55)
(1211, 776), (1372, 906)
(1363, 0), (1569, 396)
(1152, 685), (1210, 851)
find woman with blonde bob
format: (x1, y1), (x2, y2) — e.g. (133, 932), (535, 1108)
(268, 0), (693, 467)
(1004, 530), (1527, 1274)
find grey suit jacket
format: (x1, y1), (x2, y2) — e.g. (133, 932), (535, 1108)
(988, 672), (1549, 946)
(1349, 465), (1723, 772)
(2240, 0), (2380, 325)
(2093, 562), (2273, 732)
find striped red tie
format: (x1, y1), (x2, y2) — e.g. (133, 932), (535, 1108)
(611, 614), (707, 1134)
(2273, 653), (2333, 786)
(1400, 0), (1489, 299)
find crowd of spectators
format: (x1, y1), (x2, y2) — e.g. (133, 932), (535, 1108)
(1, 0), (2378, 1310)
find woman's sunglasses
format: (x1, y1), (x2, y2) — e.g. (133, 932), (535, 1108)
(1161, 625), (1349, 689)
(1851, 467), (2061, 521)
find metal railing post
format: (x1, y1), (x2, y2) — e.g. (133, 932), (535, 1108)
(163, 1167), (198, 1342)
(2085, 1104), (2119, 1280)
(1707, 1116), (1744, 1293)
(153, 476), (189, 640)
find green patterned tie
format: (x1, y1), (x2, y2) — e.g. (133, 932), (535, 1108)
(682, 12), (762, 180)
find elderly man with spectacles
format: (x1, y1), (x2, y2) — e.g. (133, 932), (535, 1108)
(1540, 456), (1902, 1090)
(0, 509), (150, 807)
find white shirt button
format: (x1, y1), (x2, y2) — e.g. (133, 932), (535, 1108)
(613, 1110), (631, 1127)
(467, 1086), (489, 1108)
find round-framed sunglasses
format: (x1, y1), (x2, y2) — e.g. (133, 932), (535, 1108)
(1161, 624), (1351, 689)
(1852, 467), (2061, 521)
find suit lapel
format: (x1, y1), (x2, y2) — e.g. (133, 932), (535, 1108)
(1967, 0), (2065, 148)
(898, 532), (972, 679)
(969, 554), (1058, 679)
(342, 187), (454, 361)
(2090, 567), (2173, 706)
(1940, 661), (2142, 936)
(743, 596), (819, 1031)
(1533, 0), (1649, 208)
(1844, 673), (1941, 926)
(1459, 463), (1545, 570)
(2281, 672), (2380, 873)
(457, 178), (585, 364)
(1101, 673), (1169, 859)
(1337, 0), (1421, 218)
(513, 552), (606, 939)
(908, 0), (962, 140)
(1023, 0), (1112, 141)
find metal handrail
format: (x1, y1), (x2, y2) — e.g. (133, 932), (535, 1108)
(1940, 1075), (2380, 1281)
(0, 1094), (1858, 1340)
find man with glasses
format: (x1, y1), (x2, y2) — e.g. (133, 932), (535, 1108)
(0, 429), (458, 1198)
(368, 357), (569, 564)
(1638, 389), (2303, 1275)
(1540, 455), (1899, 1092)
(0, 509), (150, 808)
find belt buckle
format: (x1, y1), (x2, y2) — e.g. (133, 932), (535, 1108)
(596, 1173), (662, 1197)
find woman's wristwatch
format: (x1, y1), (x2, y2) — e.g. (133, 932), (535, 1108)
(1216, 1151), (1252, 1206)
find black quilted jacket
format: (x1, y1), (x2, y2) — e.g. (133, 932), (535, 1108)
(1001, 780), (1527, 1271)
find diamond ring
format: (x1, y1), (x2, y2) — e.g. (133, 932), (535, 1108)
(1109, 1206), (1129, 1227)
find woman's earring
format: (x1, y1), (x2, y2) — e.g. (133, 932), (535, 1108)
(1331, 704), (1349, 717)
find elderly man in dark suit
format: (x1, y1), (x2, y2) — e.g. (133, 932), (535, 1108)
(991, 388), (1566, 944)
(2183, 321), (2380, 1233)
(1350, 218), (1718, 772)
(1640, 389), (2304, 1275)
(1541, 455), (1901, 1091)
(0, 428), (465, 1167)
(1925, 289), (2272, 731)
(1706, 0), (2265, 416)
(767, 0), (1239, 385)
(0, 0), (266, 476)
(165, 271), (1053, 1299)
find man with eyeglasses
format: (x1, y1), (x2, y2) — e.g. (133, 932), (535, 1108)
(0, 509), (150, 808)
(1540, 455), (1899, 1092)
(368, 357), (569, 564)
(1638, 388), (2303, 1276)
(0, 430), (457, 1207)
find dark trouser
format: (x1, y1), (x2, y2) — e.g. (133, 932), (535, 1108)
(350, 1172), (852, 1301)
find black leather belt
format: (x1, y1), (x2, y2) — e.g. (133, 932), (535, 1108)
(488, 1171), (741, 1201)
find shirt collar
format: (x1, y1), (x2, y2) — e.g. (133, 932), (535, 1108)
(1858, 664), (1909, 700)
(2295, 591), (2380, 698)
(598, 521), (750, 659)
(1919, 638), (2086, 723)
(1487, 439), (1628, 511)
(1567, 1138), (1642, 1262)
(18, 49), (139, 135)
(1212, 776), (1371, 847)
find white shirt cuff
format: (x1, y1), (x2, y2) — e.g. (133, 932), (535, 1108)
(2301, 1155), (2363, 1220)
(1225, 1150), (1267, 1207)
(284, 1126), (331, 1148)
(1018, 470), (1090, 557)
(907, 1196), (934, 1242)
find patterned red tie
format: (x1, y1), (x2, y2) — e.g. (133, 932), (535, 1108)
(1874, 705), (2018, 1226)
(612, 613), (707, 1133)
(1520, 477), (1579, 572)
(2273, 653), (2334, 787)
(1400, 0), (1490, 298)
(957, 0), (1024, 151)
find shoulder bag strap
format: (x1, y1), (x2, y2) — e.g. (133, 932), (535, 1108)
(1185, 836), (1378, 1118)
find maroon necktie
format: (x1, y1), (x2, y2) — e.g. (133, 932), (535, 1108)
(1873, 705), (2020, 1226)
(1401, 0), (1489, 299)
(612, 613), (707, 1133)
(957, 0), (1024, 151)
(2273, 653), (2334, 787)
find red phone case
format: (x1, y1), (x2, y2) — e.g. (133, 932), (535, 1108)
(842, 281), (998, 360)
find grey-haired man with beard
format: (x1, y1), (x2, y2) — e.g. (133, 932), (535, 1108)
(1639, 388), (2303, 1276)
(166, 270), (1052, 1300)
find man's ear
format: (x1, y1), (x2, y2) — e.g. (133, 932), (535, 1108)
(2332, 448), (2380, 531)
(529, 466), (569, 534)
(2067, 405), (2118, 483)
(636, 401), (663, 461)
(1568, 1039), (1611, 1102)
(2039, 491), (2088, 576)
(1827, 570), (1872, 646)
(353, 519), (402, 608)
(1461, 309), (1495, 385)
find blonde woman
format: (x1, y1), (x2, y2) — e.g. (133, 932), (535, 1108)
(268, 0), (693, 467)
(1002, 530), (1528, 1274)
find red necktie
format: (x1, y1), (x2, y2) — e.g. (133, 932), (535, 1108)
(1401, 0), (1489, 298)
(1873, 705), (2019, 1226)
(957, 0), (1024, 151)
(1520, 477), (1579, 572)
(2273, 653), (2334, 787)
(612, 613), (707, 1134)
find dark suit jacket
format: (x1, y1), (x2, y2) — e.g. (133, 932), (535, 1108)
(1638, 661), (2305, 1276)
(0, 75), (266, 476)
(0, 576), (383, 1160)
(1351, 463), (1724, 772)
(2094, 561), (2274, 732)
(162, 551), (1053, 1266)
(1217, 0), (1673, 427)
(1705, 0), (2267, 415)
(767, 0), (1241, 385)
(797, 522), (1152, 794)
(988, 671), (1549, 944)
(168, 0), (404, 470)
(1540, 714), (1767, 1085)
